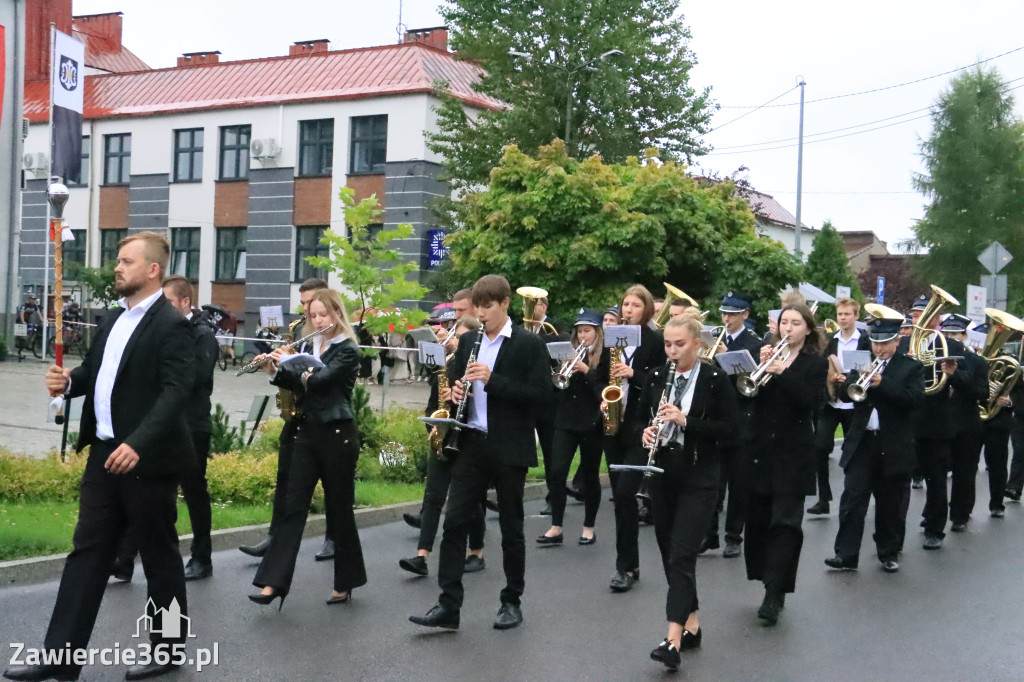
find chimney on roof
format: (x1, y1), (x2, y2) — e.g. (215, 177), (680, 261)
(177, 51), (221, 67)
(73, 12), (124, 51)
(402, 27), (448, 52)
(289, 39), (330, 57)
(25, 0), (73, 82)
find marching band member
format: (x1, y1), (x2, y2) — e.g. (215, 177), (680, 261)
(639, 316), (737, 671)
(605, 285), (666, 593)
(250, 290), (366, 608)
(810, 297), (871, 515)
(742, 304), (827, 625)
(704, 291), (762, 558)
(941, 315), (990, 531)
(538, 310), (610, 547)
(410, 275), (552, 631)
(826, 316), (925, 574)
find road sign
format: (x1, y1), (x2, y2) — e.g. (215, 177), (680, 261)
(980, 274), (1008, 310)
(876, 276), (885, 304)
(966, 284), (987, 325)
(978, 242), (1013, 274)
(835, 285), (851, 300)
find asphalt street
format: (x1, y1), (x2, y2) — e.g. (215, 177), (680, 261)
(1, 450), (1022, 681)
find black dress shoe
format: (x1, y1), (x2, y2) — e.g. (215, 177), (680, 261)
(757, 586), (784, 625)
(923, 535), (943, 550)
(536, 532), (563, 546)
(493, 603), (523, 630)
(125, 661), (179, 680)
(950, 521), (968, 532)
(824, 556), (858, 570)
(315, 538), (335, 561)
(538, 503), (552, 516)
(183, 557), (213, 581)
(991, 507), (1005, 518)
(403, 513), (422, 529)
(463, 555), (486, 573)
(609, 570), (638, 593)
(409, 604), (460, 630)
(578, 534), (596, 546)
(2, 664), (77, 681)
(698, 535), (719, 555)
(880, 557), (900, 573)
(722, 541), (741, 558)
(110, 557), (134, 583)
(1005, 488), (1022, 502)
(650, 639), (681, 671)
(807, 500), (830, 515)
(399, 555), (429, 576)
(239, 537), (270, 557)
(680, 627), (702, 650)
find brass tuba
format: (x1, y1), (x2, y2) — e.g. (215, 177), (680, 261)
(909, 284), (959, 395)
(979, 308), (1024, 420)
(653, 283), (699, 329)
(516, 286), (558, 335)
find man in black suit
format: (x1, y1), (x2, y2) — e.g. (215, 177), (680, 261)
(5, 232), (195, 682)
(826, 317), (925, 573)
(809, 298), (872, 515)
(704, 291), (762, 558)
(522, 293), (565, 516)
(410, 275), (551, 631)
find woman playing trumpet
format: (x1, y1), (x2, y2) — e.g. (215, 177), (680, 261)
(538, 310), (610, 547)
(742, 304), (827, 625)
(638, 316), (737, 671)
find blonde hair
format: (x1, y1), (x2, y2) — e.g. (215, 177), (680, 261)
(835, 297), (860, 314)
(664, 314), (702, 340)
(571, 323), (605, 370)
(305, 289), (357, 343)
(119, 231), (170, 278)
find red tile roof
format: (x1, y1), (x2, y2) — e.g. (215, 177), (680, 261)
(737, 187), (812, 230)
(24, 43), (501, 122)
(73, 28), (150, 74)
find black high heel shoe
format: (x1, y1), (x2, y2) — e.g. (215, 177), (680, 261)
(248, 591), (287, 611)
(326, 590), (352, 605)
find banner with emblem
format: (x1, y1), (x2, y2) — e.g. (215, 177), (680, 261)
(50, 29), (85, 184)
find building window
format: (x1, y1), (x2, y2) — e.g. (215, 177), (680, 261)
(69, 136), (90, 187)
(171, 227), (201, 280)
(63, 230), (87, 268)
(349, 115), (387, 174)
(103, 133), (131, 185)
(216, 228), (247, 280)
(100, 229), (127, 266)
(219, 125), (251, 180)
(295, 226), (328, 281)
(298, 119), (334, 177)
(173, 128), (204, 182)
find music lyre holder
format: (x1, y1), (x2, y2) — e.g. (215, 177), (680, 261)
(608, 463), (665, 474)
(419, 416), (472, 430)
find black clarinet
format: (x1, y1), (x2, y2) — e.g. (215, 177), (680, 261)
(636, 361), (675, 504)
(442, 330), (484, 458)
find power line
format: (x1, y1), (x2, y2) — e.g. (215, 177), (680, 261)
(758, 190), (918, 195)
(717, 45), (1024, 109)
(709, 84), (799, 132)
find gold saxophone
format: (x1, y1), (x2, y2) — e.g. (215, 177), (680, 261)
(428, 354), (455, 456)
(275, 318), (305, 421)
(601, 345), (625, 436)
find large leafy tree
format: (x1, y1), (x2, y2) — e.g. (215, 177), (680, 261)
(804, 220), (863, 319)
(430, 0), (715, 192)
(911, 66), (1024, 309)
(446, 141), (801, 321)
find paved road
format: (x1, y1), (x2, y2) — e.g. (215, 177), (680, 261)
(1, 452), (1022, 681)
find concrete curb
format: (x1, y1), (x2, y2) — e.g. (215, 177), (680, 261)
(0, 480), (556, 587)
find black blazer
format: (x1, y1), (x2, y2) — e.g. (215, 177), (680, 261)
(70, 295), (195, 477)
(823, 329), (873, 358)
(621, 325), (667, 425)
(912, 337), (967, 440)
(188, 313), (221, 435)
(840, 352), (925, 476)
(554, 347), (610, 432)
(723, 326), (765, 436)
(746, 352), (828, 496)
(272, 337), (360, 424)
(947, 348), (989, 435)
(449, 323), (553, 467)
(634, 360), (738, 490)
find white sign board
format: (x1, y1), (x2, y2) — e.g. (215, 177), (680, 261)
(835, 285), (851, 300)
(259, 305), (284, 329)
(966, 284), (986, 326)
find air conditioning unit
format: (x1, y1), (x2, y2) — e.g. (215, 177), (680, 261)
(22, 152), (48, 172)
(250, 138), (280, 159)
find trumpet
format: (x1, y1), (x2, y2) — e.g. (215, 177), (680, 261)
(847, 357), (886, 402)
(235, 324), (335, 376)
(698, 325), (727, 362)
(737, 334), (791, 397)
(553, 344), (589, 390)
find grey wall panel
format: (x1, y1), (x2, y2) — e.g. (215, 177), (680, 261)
(129, 174), (169, 232)
(244, 168), (294, 327)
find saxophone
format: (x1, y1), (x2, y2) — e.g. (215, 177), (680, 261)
(428, 354), (454, 457)
(275, 317), (305, 421)
(601, 345), (625, 436)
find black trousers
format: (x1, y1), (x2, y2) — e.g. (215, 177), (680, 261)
(834, 433), (909, 565)
(918, 436), (951, 538)
(537, 412), (556, 501)
(418, 452), (486, 553)
(548, 424), (603, 528)
(44, 441), (186, 674)
(650, 454), (718, 624)
(254, 419), (366, 594)
(1008, 418), (1024, 494)
(949, 429), (985, 523)
(272, 417), (332, 542)
(707, 442), (749, 545)
(438, 431), (527, 612)
(814, 405), (854, 502)
(982, 423), (1010, 512)
(604, 429), (644, 573)
(744, 490), (805, 593)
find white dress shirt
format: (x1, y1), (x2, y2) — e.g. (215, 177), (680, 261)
(831, 328), (863, 410)
(619, 344), (638, 408)
(661, 363), (700, 447)
(467, 317), (512, 434)
(866, 358), (890, 431)
(93, 289), (164, 441)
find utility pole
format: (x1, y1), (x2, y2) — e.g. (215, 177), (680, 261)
(794, 77), (806, 260)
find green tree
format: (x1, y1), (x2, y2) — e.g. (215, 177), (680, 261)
(911, 65), (1024, 309)
(66, 262), (117, 309)
(429, 0), (715, 192)
(306, 187), (428, 335)
(804, 220), (863, 320)
(715, 231), (805, 330)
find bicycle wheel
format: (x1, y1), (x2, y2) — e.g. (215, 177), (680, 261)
(30, 332), (42, 358)
(218, 350), (228, 372)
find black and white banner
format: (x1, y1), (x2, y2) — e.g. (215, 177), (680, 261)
(50, 29), (85, 184)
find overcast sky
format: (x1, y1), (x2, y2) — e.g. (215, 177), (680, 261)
(72, 0), (1024, 250)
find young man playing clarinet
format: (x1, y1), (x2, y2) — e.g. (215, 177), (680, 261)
(410, 275), (552, 631)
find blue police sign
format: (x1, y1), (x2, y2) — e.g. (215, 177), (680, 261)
(427, 230), (448, 269)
